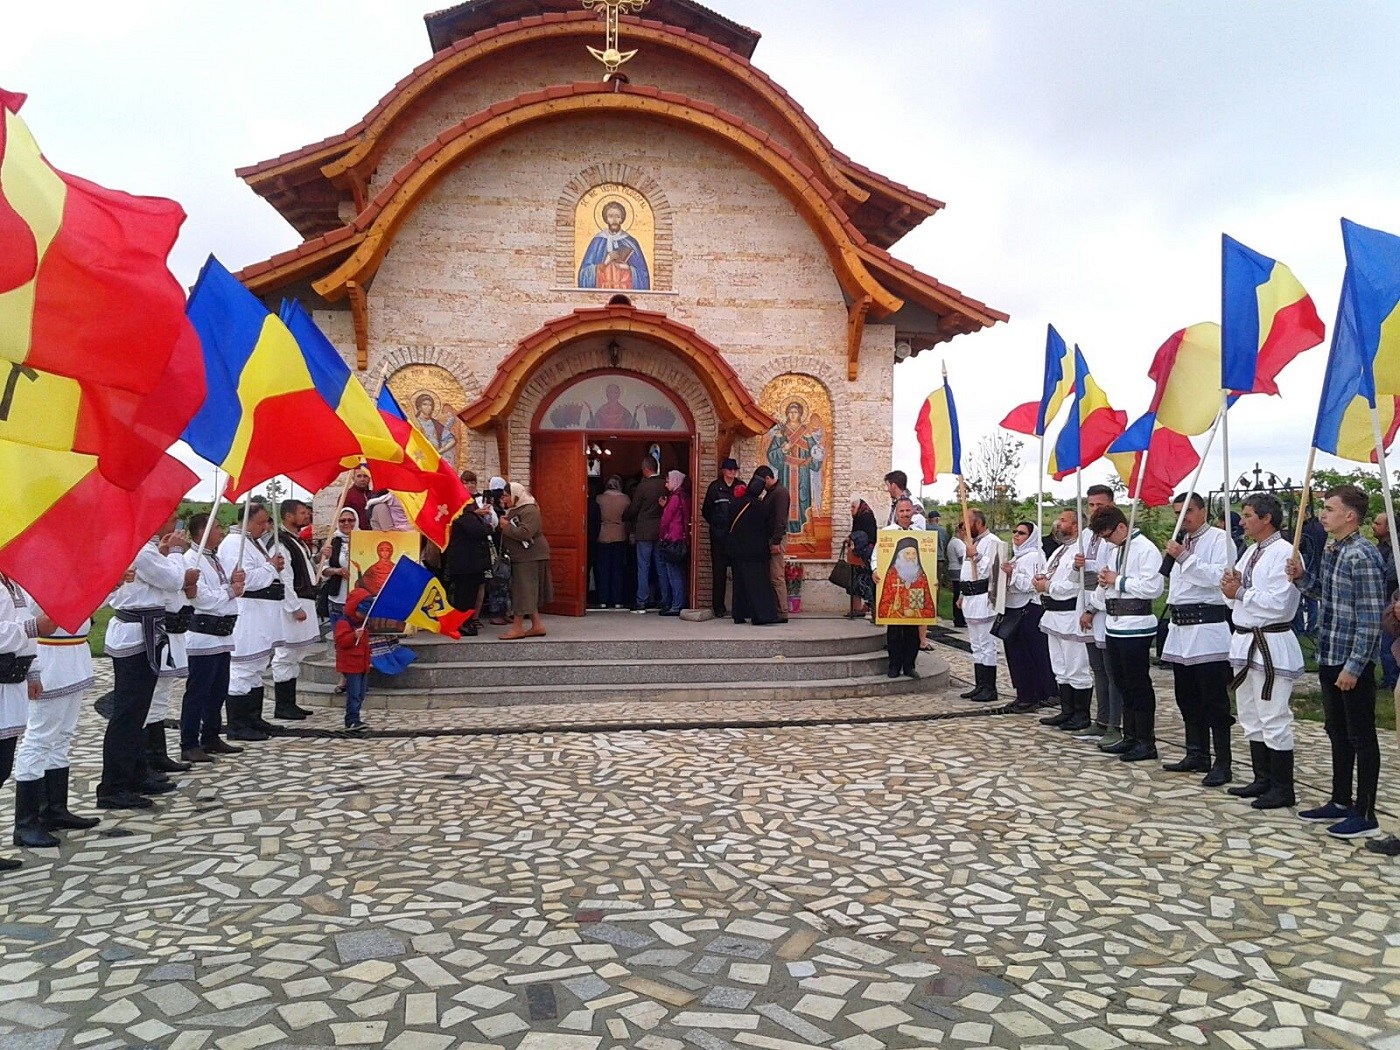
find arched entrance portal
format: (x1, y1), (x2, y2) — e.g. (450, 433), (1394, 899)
(460, 304), (776, 618)
(533, 371), (696, 616)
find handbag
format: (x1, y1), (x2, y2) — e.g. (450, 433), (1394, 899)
(991, 605), (1025, 642)
(658, 538), (690, 565)
(827, 561), (854, 592)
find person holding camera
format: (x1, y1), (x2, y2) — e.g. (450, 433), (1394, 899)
(446, 473), (496, 636)
(498, 482), (552, 639)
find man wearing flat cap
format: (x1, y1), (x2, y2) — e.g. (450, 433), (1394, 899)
(702, 459), (741, 618)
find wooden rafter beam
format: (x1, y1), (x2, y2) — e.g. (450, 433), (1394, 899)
(346, 280), (369, 370)
(846, 295), (872, 381)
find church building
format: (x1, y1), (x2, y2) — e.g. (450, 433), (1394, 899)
(234, 0), (1005, 615)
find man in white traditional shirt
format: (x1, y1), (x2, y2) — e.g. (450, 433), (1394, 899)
(1088, 505), (1164, 762)
(181, 513), (245, 763)
(1075, 484), (1125, 747)
(1223, 492), (1302, 811)
(1160, 492), (1235, 787)
(269, 500), (319, 722)
(219, 503), (286, 742)
(956, 509), (1001, 703)
(1037, 509), (1095, 731)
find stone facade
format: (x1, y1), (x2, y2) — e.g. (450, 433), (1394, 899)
(314, 113), (894, 613)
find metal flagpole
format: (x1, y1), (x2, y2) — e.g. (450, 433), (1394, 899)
(1170, 404), (1227, 539)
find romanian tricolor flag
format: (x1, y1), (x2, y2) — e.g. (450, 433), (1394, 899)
(182, 258), (369, 499)
(280, 300), (402, 466)
(1312, 219), (1400, 463)
(0, 88), (201, 629)
(365, 388), (470, 548)
(1106, 417), (1201, 508)
(1221, 234), (1325, 396)
(369, 556), (471, 639)
(1001, 324), (1074, 436)
(915, 379), (963, 485)
(1048, 348), (1127, 479)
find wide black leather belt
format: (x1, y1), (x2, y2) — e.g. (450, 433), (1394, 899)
(191, 613), (238, 637)
(958, 580), (990, 597)
(1169, 603), (1229, 627)
(0, 653), (35, 684)
(1233, 622), (1292, 635)
(165, 606), (194, 634)
(113, 606), (169, 673)
(1042, 597), (1078, 612)
(1105, 598), (1153, 617)
(243, 582), (286, 602)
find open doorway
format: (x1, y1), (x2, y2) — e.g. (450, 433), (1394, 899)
(586, 436), (693, 611)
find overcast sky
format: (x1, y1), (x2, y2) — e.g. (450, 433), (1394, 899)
(8, 0), (1400, 507)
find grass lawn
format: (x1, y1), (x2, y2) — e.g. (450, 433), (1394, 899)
(1292, 678), (1399, 732)
(89, 606), (112, 658)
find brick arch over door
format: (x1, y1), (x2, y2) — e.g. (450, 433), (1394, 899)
(510, 340), (720, 487)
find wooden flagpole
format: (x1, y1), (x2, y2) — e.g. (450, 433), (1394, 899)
(1170, 403), (1227, 539)
(1221, 390), (1234, 539)
(1292, 447), (1316, 555)
(1370, 406), (1400, 574)
(1124, 438), (1154, 543)
(1036, 431), (1046, 541)
(234, 494), (253, 567)
(193, 490), (224, 563)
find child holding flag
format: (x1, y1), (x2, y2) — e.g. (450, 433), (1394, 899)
(334, 588), (373, 735)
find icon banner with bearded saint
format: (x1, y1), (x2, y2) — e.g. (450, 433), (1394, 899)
(873, 530), (940, 626)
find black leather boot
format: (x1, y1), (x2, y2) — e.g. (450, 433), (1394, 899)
(1040, 683), (1074, 726)
(1252, 749), (1295, 809)
(959, 669), (982, 700)
(146, 723), (191, 774)
(13, 779), (60, 848)
(1060, 688), (1093, 732)
(42, 768), (100, 832)
(273, 679), (308, 721)
(226, 694), (269, 742)
(1202, 725), (1233, 787)
(968, 665), (998, 703)
(288, 677), (313, 718)
(1227, 741), (1271, 798)
(247, 686), (281, 736)
(1162, 723), (1211, 772)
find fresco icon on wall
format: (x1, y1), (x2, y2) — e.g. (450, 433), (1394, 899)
(759, 374), (835, 559)
(575, 183), (654, 291)
(539, 373), (687, 433)
(386, 364), (467, 471)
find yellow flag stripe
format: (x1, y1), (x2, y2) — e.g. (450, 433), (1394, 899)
(222, 315), (325, 482)
(0, 439), (95, 550)
(0, 364), (81, 453)
(0, 108), (67, 364)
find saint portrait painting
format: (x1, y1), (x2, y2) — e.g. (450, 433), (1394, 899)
(875, 535), (938, 623)
(578, 200), (651, 291)
(765, 400), (825, 538)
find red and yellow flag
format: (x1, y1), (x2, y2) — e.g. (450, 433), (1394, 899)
(366, 388), (470, 548)
(0, 89), (202, 628)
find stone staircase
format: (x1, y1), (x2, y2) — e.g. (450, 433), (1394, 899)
(298, 616), (948, 708)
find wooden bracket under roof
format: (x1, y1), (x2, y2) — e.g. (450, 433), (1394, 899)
(846, 295), (872, 381)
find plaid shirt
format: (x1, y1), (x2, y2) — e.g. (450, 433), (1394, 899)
(1300, 531), (1386, 677)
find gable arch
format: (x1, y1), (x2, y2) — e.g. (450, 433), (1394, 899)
(311, 87), (903, 319)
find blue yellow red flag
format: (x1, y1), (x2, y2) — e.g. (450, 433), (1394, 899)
(915, 379), (962, 485)
(183, 257), (366, 499)
(1048, 348), (1127, 479)
(0, 88), (200, 630)
(370, 556), (471, 638)
(1221, 235), (1325, 396)
(365, 387), (470, 547)
(1311, 219), (1400, 462)
(1105, 414), (1201, 508)
(1001, 324), (1074, 436)
(279, 300), (403, 466)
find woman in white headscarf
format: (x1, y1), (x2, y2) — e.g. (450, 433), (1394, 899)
(498, 482), (553, 639)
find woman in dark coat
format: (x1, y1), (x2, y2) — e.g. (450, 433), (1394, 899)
(444, 500), (494, 635)
(847, 496), (879, 617)
(727, 476), (780, 626)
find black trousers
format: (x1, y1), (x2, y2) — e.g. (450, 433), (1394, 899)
(0, 736), (13, 788)
(181, 652), (229, 750)
(98, 653), (157, 798)
(1319, 662), (1380, 821)
(1171, 660), (1234, 728)
(732, 558), (778, 625)
(1106, 636), (1155, 713)
(887, 625), (919, 675)
(710, 539), (730, 615)
(595, 544), (626, 607)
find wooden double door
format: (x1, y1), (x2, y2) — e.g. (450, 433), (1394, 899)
(531, 432), (697, 616)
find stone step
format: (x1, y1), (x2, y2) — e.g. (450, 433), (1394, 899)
(364, 630), (884, 664)
(293, 667), (947, 710)
(299, 651), (894, 689)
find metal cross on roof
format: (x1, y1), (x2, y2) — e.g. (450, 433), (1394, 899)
(581, 0), (650, 80)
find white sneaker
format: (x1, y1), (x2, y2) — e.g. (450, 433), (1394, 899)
(631, 608), (647, 614)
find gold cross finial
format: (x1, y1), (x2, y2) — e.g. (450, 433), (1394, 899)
(582, 0), (649, 80)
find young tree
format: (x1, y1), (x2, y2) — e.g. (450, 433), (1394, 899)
(966, 433), (1023, 530)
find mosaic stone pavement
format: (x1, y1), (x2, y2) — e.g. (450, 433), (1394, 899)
(3, 657), (1400, 1050)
